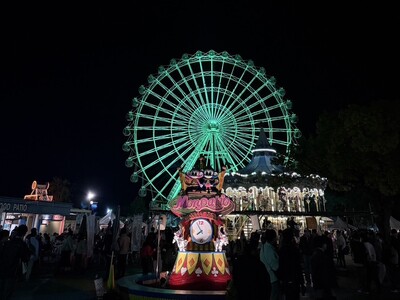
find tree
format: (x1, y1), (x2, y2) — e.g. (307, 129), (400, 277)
(127, 195), (150, 219)
(296, 100), (400, 239)
(48, 177), (72, 203)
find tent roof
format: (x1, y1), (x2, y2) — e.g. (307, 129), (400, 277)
(99, 211), (124, 227)
(330, 216), (356, 230)
(99, 211), (115, 225)
(390, 216), (400, 230)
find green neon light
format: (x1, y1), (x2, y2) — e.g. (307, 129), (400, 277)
(124, 50), (301, 203)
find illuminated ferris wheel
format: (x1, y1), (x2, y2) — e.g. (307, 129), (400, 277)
(123, 50), (301, 203)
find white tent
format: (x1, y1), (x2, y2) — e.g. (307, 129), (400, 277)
(390, 216), (400, 230)
(99, 211), (124, 229)
(330, 216), (357, 231)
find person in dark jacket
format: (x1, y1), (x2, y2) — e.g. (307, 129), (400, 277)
(278, 228), (304, 300)
(0, 225), (31, 299)
(140, 235), (155, 275)
(232, 241), (271, 299)
(299, 229), (313, 286)
(311, 235), (337, 299)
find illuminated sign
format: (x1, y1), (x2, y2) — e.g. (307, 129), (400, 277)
(170, 194), (235, 217)
(52, 214), (64, 221)
(24, 180), (53, 202)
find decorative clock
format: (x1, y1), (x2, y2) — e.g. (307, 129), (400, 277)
(169, 157), (234, 290)
(190, 218), (213, 244)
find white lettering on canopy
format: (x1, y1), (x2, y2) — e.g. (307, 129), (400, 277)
(13, 203), (28, 212)
(0, 203), (11, 210)
(0, 202), (28, 212)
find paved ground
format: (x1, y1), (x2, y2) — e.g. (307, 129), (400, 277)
(9, 257), (139, 300)
(8, 255), (400, 299)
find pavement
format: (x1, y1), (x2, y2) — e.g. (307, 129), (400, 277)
(9, 256), (141, 300)
(8, 255), (400, 300)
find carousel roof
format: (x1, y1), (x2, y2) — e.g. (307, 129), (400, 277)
(237, 128), (284, 175)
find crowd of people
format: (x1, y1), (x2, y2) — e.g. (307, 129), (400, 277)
(1, 221), (400, 300)
(349, 228), (400, 294)
(0, 224), (91, 299)
(226, 226), (400, 300)
(0, 225), (30, 299)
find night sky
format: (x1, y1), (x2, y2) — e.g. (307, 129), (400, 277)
(1, 2), (398, 213)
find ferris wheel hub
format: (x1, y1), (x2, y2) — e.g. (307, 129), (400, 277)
(207, 121), (220, 132)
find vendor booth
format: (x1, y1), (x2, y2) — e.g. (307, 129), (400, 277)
(0, 196), (72, 234)
(0, 181), (72, 234)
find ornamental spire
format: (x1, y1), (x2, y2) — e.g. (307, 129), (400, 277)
(237, 128), (283, 175)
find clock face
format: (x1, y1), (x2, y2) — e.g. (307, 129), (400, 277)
(190, 218), (213, 244)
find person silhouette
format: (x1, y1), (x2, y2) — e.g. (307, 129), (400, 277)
(0, 225), (31, 299)
(232, 242), (271, 299)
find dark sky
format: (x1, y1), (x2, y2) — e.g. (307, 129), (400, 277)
(1, 2), (398, 213)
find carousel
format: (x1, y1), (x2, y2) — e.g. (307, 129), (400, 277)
(118, 50), (330, 299)
(223, 128), (329, 236)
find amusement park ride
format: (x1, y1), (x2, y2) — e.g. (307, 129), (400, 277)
(123, 50), (328, 239)
(123, 50), (301, 204)
(119, 50), (331, 296)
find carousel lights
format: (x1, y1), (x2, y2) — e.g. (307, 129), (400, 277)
(290, 172), (301, 178)
(252, 148), (277, 153)
(236, 173), (249, 177)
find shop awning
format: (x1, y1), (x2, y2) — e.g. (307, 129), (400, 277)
(0, 196), (72, 215)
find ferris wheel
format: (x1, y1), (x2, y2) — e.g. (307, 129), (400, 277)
(123, 50), (301, 203)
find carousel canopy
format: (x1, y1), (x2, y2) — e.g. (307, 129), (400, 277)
(236, 128), (283, 175)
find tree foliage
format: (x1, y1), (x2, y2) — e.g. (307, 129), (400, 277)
(294, 99), (400, 238)
(48, 177), (72, 202)
(127, 195), (150, 219)
(321, 101), (398, 195)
